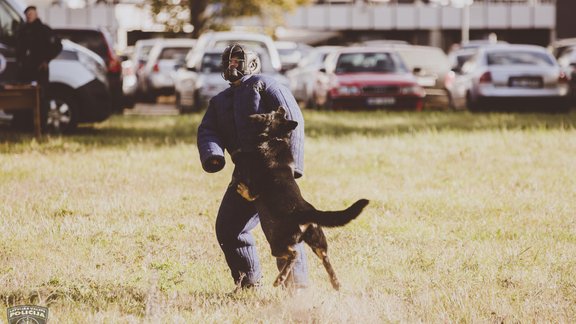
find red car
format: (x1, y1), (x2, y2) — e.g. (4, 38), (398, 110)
(315, 47), (425, 110)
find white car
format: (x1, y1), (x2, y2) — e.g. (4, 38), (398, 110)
(556, 45), (576, 106)
(137, 38), (196, 102)
(274, 40), (313, 72)
(187, 31), (283, 72)
(445, 47), (478, 109)
(450, 44), (571, 112)
(174, 49), (224, 112)
(125, 39), (158, 99)
(174, 48), (289, 113)
(0, 0), (112, 132)
(174, 31), (288, 113)
(285, 45), (341, 108)
(46, 40), (112, 131)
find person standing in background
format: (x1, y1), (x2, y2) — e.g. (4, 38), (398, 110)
(14, 6), (61, 129)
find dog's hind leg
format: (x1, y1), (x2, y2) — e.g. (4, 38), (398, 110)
(273, 247), (298, 288)
(302, 225), (341, 290)
(317, 252), (340, 291)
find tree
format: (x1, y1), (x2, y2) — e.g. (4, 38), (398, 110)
(148, 0), (311, 38)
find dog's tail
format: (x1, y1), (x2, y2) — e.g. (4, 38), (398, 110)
(296, 199), (369, 227)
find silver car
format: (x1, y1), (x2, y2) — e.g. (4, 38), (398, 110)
(451, 44), (571, 112)
(137, 38), (196, 102)
(174, 49), (225, 112)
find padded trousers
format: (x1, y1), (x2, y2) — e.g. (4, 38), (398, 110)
(215, 181), (309, 288)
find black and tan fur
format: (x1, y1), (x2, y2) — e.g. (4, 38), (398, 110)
(234, 107), (369, 290)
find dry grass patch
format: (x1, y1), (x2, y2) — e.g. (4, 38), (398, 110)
(1, 111), (575, 322)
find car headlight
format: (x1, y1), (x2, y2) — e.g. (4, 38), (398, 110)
(399, 85), (426, 97)
(337, 85), (361, 95)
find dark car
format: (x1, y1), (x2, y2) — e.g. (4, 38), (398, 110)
(54, 27), (124, 111)
(315, 46), (425, 110)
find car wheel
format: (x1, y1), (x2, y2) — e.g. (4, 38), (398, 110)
(447, 93), (456, 111)
(305, 97), (315, 110)
(46, 86), (78, 133)
(324, 95), (334, 110)
(142, 92), (157, 103)
(466, 92), (482, 113)
(192, 91), (202, 112)
(122, 94), (136, 109)
(175, 93), (185, 113)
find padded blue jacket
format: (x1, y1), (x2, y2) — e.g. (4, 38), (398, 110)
(197, 74), (305, 178)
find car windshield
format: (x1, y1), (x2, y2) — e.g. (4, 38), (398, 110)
(200, 51), (274, 74)
(396, 48), (450, 74)
(159, 47), (191, 60)
(137, 45), (154, 61)
(201, 53), (222, 73)
(335, 52), (406, 74)
(487, 51), (554, 66)
(452, 53), (475, 71)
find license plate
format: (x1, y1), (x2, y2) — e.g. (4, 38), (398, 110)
(509, 77), (542, 88)
(367, 97), (395, 106)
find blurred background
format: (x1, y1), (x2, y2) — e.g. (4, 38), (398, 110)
(2, 0), (576, 132)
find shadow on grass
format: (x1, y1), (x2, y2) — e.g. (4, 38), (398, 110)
(1, 110), (575, 152)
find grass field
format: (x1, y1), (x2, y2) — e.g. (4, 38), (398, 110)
(1, 110), (575, 323)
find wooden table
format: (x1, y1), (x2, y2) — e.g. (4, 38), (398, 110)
(0, 84), (41, 139)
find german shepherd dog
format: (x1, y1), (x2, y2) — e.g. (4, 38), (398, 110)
(234, 107), (369, 290)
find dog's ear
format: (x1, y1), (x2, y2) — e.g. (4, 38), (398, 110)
(286, 120), (298, 131)
(276, 106), (287, 116)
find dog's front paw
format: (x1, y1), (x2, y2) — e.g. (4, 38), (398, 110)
(236, 182), (258, 201)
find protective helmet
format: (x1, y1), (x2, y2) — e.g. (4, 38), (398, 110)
(221, 43), (261, 82)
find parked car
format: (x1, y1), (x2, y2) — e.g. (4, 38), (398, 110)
(315, 46), (425, 110)
(450, 44), (571, 112)
(456, 39), (509, 51)
(556, 45), (576, 106)
(125, 38), (158, 102)
(392, 45), (452, 109)
(445, 47), (478, 109)
(189, 31), (283, 72)
(53, 27), (123, 112)
(174, 31), (287, 113)
(174, 49), (222, 112)
(0, 0), (112, 132)
(274, 41), (313, 72)
(137, 38), (196, 102)
(285, 45), (341, 108)
(174, 47), (289, 113)
(4, 40), (112, 132)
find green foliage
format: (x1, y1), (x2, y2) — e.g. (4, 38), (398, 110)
(147, 0), (312, 36)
